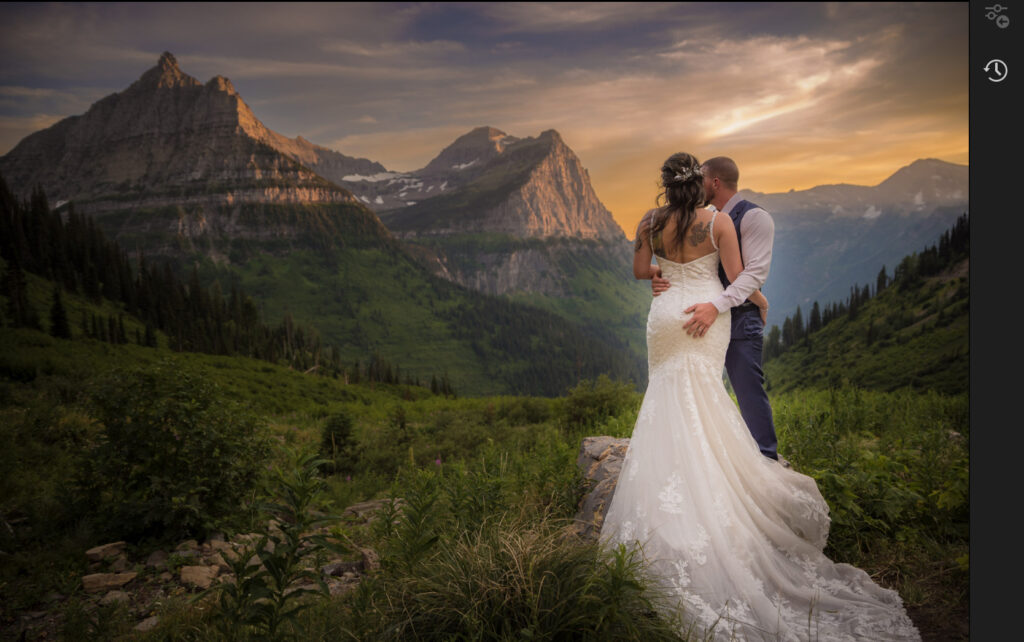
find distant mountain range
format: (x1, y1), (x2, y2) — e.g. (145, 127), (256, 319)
(0, 52), (968, 389)
(741, 158), (967, 325)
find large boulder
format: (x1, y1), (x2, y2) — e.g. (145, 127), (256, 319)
(572, 436), (630, 541)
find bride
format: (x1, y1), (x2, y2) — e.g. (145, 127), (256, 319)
(599, 153), (921, 641)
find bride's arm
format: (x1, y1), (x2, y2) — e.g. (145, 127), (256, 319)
(717, 216), (744, 283)
(748, 289), (769, 323)
(633, 211), (657, 280)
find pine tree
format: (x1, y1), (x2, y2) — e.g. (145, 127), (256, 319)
(808, 302), (822, 334)
(764, 325), (782, 361)
(2, 257), (40, 329)
(49, 286), (71, 338)
(782, 317), (794, 348)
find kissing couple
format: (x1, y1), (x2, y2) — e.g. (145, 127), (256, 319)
(600, 153), (921, 640)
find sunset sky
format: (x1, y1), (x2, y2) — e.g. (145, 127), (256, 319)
(0, 2), (968, 235)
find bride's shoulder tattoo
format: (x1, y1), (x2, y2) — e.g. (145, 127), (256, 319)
(688, 221), (710, 246)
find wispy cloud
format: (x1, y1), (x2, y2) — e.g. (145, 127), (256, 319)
(480, 2), (673, 32)
(0, 2), (967, 234)
(321, 39), (466, 58)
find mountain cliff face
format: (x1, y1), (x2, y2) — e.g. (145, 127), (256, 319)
(0, 52), (392, 255)
(0, 52), (395, 219)
(357, 126), (645, 363)
(350, 126), (625, 242)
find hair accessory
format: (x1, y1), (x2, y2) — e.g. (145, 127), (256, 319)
(671, 166), (703, 183)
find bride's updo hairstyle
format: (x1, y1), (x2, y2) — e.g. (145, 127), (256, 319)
(650, 152), (706, 253)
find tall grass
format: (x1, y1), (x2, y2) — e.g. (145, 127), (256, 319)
(0, 327), (967, 639)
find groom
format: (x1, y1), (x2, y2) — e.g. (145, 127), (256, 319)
(651, 156), (780, 462)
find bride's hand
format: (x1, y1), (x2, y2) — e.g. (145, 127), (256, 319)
(748, 290), (769, 324)
(651, 267), (670, 296)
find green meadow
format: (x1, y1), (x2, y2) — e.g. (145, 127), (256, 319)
(0, 322), (967, 639)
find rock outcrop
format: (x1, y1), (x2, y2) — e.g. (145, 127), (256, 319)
(572, 436), (630, 541)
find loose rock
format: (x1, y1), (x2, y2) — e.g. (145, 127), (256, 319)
(180, 565), (218, 590)
(360, 547), (380, 572)
(100, 590), (131, 606)
(82, 572), (137, 593)
(85, 541), (127, 562)
(109, 555), (132, 572)
(146, 550), (168, 568)
(134, 616), (160, 632)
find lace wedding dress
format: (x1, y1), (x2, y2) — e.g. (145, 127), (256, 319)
(600, 246), (921, 641)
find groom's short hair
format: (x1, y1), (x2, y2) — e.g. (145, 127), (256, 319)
(703, 157), (739, 190)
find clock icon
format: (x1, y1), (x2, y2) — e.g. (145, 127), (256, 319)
(985, 59), (1008, 83)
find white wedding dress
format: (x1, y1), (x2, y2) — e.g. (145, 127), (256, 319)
(600, 244), (921, 640)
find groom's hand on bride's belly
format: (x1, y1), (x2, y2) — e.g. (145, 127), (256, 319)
(683, 302), (719, 337)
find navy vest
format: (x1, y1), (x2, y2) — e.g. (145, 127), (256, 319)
(717, 199), (761, 288)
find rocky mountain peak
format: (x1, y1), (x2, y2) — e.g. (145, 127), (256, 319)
(134, 51), (201, 91)
(876, 158), (966, 191)
(378, 127), (625, 242)
(0, 52), (365, 211)
(538, 129), (564, 145)
(206, 74), (238, 95)
(420, 125), (519, 175)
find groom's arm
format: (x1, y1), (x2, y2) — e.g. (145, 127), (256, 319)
(683, 209), (774, 336)
(710, 209), (774, 312)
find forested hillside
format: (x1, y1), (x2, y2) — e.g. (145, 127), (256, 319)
(0, 174), (645, 396)
(763, 214), (968, 394)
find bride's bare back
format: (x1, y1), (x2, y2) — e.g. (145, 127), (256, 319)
(650, 207), (720, 264)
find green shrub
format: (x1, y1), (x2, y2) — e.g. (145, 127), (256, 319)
(561, 374), (639, 431)
(319, 411), (355, 474)
(77, 359), (270, 541)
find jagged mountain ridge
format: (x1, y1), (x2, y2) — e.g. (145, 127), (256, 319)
(0, 53), (377, 211)
(343, 126), (625, 242)
(0, 52), (400, 258)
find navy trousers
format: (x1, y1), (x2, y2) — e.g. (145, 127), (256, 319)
(725, 306), (778, 460)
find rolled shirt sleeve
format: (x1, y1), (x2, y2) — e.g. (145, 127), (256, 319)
(711, 207), (774, 312)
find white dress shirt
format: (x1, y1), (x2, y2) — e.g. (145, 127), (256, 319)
(711, 194), (775, 313)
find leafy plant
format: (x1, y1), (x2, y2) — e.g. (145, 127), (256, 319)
(560, 374), (639, 432)
(319, 411), (355, 474)
(77, 359), (270, 541)
(206, 448), (348, 640)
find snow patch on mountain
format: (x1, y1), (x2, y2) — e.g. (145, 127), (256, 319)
(863, 205), (882, 219)
(343, 172), (403, 182)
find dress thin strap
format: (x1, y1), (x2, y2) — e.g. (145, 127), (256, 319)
(709, 210), (721, 251)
